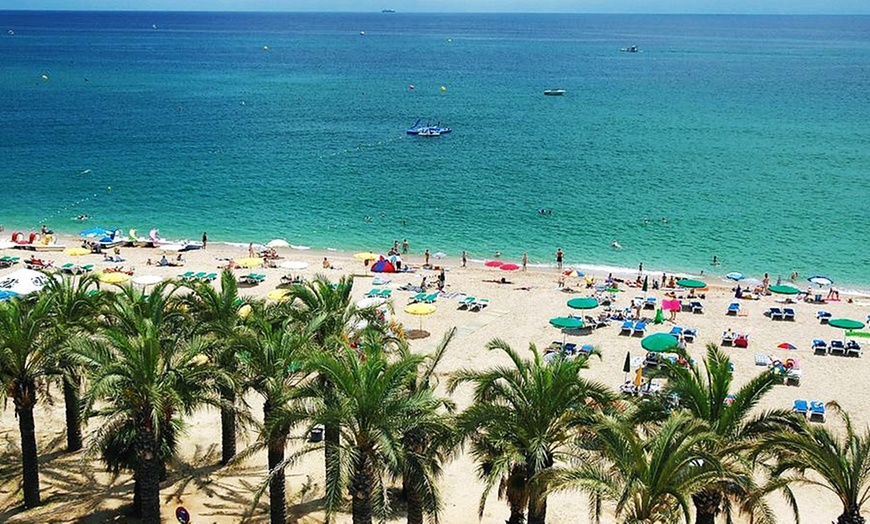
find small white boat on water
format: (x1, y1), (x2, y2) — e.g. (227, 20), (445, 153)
(544, 89), (566, 96)
(418, 128), (441, 137)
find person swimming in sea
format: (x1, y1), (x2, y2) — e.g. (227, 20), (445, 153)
(611, 240), (622, 249)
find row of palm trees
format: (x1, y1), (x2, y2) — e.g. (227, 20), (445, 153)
(1, 270), (869, 524)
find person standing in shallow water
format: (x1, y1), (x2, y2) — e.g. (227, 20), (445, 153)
(522, 252), (528, 271)
(202, 232), (207, 249)
(461, 250), (467, 267)
(424, 249), (430, 267)
(555, 248), (564, 270)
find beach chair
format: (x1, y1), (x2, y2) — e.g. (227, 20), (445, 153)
(632, 321), (647, 337)
(202, 273), (217, 282)
(585, 315), (608, 329)
(643, 352), (660, 368)
(683, 328), (697, 343)
(59, 263), (74, 273)
(669, 326), (684, 337)
(793, 399), (809, 417)
(365, 288), (379, 297)
(830, 340), (846, 356)
(78, 264), (94, 274)
(423, 293), (440, 304)
(620, 321), (634, 336)
(470, 298), (489, 311)
(457, 296), (475, 310)
(721, 331), (735, 346)
(734, 334), (749, 348)
(783, 307), (796, 321)
(578, 344), (594, 356)
(690, 301), (704, 314)
(178, 271), (195, 280)
(379, 289), (392, 298)
(768, 307), (784, 321)
(817, 310), (832, 324)
(562, 343), (577, 355)
(812, 339), (828, 355)
(755, 353), (771, 366)
(644, 297), (656, 310)
(547, 341), (563, 352)
(846, 340), (862, 358)
(727, 302), (740, 316)
(809, 401), (826, 422)
(407, 292), (426, 304)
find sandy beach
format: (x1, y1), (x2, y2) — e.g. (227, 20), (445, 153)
(2, 233), (869, 523)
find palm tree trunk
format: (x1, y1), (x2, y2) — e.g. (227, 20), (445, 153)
(506, 503), (525, 524)
(692, 490), (722, 524)
(268, 438), (287, 524)
(837, 504), (867, 524)
(351, 452), (375, 524)
(405, 478), (423, 524)
(136, 440), (162, 524)
(132, 470), (142, 516)
(527, 494), (547, 524)
(220, 388), (236, 465)
(17, 403), (41, 508)
(62, 375), (83, 452)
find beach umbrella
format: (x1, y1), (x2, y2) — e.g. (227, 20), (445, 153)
(160, 243), (185, 252)
(484, 260), (504, 268)
(828, 318), (865, 330)
(549, 316), (583, 329)
(353, 252), (379, 261)
(743, 277), (763, 287)
(808, 275), (833, 287)
(777, 342), (797, 350)
(133, 275), (163, 287)
(564, 269), (584, 277)
(0, 268), (52, 295)
(266, 289), (292, 302)
(63, 247), (90, 256)
(0, 290), (19, 301)
(405, 303), (436, 331)
(433, 251), (447, 259)
(98, 272), (130, 285)
(356, 296), (387, 309)
(726, 272), (745, 281)
(769, 285), (800, 295)
(641, 333), (679, 353)
(567, 297), (599, 310)
(500, 263), (520, 271)
(266, 239), (290, 248)
(677, 279), (706, 289)
(236, 257), (263, 268)
(279, 260), (309, 270)
(238, 304), (252, 319)
(622, 351), (631, 380)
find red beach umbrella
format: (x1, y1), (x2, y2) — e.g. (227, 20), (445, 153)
(777, 342), (797, 350)
(500, 263), (520, 271)
(485, 260), (504, 268)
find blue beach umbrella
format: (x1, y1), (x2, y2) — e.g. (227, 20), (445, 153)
(80, 227), (109, 238)
(807, 275), (833, 287)
(726, 272), (745, 281)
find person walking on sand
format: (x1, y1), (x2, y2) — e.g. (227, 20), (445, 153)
(248, 242), (255, 258)
(202, 231), (207, 249)
(424, 249), (430, 267)
(402, 239), (409, 254)
(461, 250), (467, 267)
(555, 248), (564, 270)
(522, 252), (528, 271)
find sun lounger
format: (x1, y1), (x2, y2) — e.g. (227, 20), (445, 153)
(768, 307), (784, 321)
(378, 289), (392, 298)
(240, 273), (265, 285)
(578, 344), (594, 356)
(632, 321), (647, 337)
(846, 340), (862, 357)
(457, 296), (475, 310)
(178, 271), (195, 280)
(755, 353), (771, 366)
(734, 334), (749, 348)
(620, 321), (634, 336)
(202, 273), (217, 282)
(423, 292), (440, 304)
(783, 308), (796, 321)
(812, 339), (828, 355)
(365, 288), (380, 297)
(727, 302), (740, 316)
(721, 331), (735, 346)
(690, 301), (704, 314)
(407, 292), (426, 304)
(470, 298), (489, 311)
(562, 343), (577, 355)
(830, 340), (846, 356)
(683, 328), (697, 342)
(643, 352), (660, 368)
(547, 341), (563, 351)
(585, 315), (608, 329)
(817, 310), (832, 324)
(809, 401), (826, 422)
(669, 326), (684, 337)
(644, 297), (656, 310)
(793, 399), (809, 416)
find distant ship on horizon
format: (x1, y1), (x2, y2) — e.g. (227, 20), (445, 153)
(381, 9), (396, 13)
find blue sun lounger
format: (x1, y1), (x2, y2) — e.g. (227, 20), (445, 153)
(768, 307), (784, 321)
(809, 401), (826, 422)
(793, 399), (809, 416)
(727, 302), (740, 316)
(812, 339), (828, 355)
(457, 296), (475, 310)
(683, 328), (697, 342)
(620, 321), (634, 336)
(632, 321), (647, 337)
(783, 308), (796, 321)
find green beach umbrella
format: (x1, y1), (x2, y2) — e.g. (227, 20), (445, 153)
(641, 333), (679, 353)
(567, 297), (599, 310)
(829, 318), (865, 330)
(676, 279), (706, 289)
(769, 284), (801, 295)
(549, 316), (583, 329)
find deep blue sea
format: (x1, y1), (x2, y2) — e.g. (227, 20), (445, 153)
(1, 12), (868, 287)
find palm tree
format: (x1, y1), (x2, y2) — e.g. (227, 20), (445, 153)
(397, 327), (457, 524)
(0, 295), (52, 508)
(181, 269), (248, 464)
(548, 412), (726, 524)
(76, 287), (213, 523)
(655, 343), (788, 524)
(235, 309), (312, 524)
(759, 402), (870, 524)
(40, 272), (106, 452)
(287, 275), (363, 481)
(447, 339), (615, 524)
(297, 340), (439, 524)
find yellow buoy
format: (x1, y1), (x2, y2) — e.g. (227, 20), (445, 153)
(440, 85), (447, 92)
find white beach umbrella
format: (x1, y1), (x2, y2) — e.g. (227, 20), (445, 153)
(433, 251), (447, 259)
(280, 260), (309, 270)
(356, 296), (387, 309)
(266, 239), (290, 248)
(160, 243), (185, 252)
(133, 275), (163, 286)
(0, 268), (52, 295)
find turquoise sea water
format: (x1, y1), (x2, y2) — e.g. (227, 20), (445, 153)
(1, 12), (868, 287)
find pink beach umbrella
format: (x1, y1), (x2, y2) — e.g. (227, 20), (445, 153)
(500, 263), (520, 271)
(484, 260), (504, 268)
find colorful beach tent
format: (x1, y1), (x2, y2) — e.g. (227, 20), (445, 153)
(371, 259), (396, 273)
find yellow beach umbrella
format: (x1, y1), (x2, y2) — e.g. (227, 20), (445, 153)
(98, 272), (131, 285)
(64, 247), (90, 256)
(238, 304), (253, 319)
(266, 289), (292, 302)
(236, 257), (263, 268)
(404, 303), (436, 331)
(353, 252), (379, 261)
